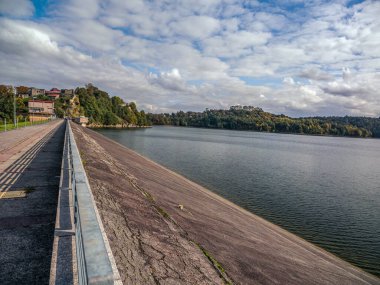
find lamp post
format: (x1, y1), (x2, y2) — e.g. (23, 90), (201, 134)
(13, 86), (16, 127)
(31, 96), (35, 125)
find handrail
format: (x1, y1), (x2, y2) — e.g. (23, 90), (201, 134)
(67, 120), (115, 285)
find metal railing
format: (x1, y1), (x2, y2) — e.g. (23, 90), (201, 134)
(50, 120), (119, 284)
(67, 120), (116, 285)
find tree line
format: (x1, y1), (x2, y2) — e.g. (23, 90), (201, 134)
(2, 83), (379, 136)
(147, 106), (380, 138)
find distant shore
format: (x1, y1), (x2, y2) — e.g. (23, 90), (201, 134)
(152, 124), (380, 139)
(87, 123), (151, 129)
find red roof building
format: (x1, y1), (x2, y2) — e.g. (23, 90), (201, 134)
(45, 88), (60, 99)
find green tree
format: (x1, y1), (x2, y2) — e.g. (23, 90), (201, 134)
(0, 85), (15, 122)
(146, 106), (380, 138)
(76, 84), (148, 126)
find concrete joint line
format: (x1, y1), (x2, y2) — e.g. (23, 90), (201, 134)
(55, 230), (75, 237)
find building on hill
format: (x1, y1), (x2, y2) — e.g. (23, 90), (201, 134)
(28, 100), (55, 122)
(29, 87), (45, 97)
(45, 88), (60, 100)
(73, 116), (89, 127)
(61, 89), (74, 97)
(230, 105), (243, 110)
(17, 93), (29, 99)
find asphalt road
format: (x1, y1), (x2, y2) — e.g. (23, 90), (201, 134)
(0, 121), (65, 284)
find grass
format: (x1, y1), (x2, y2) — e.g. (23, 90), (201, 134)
(0, 119), (50, 132)
(196, 243), (233, 285)
(79, 151), (87, 166)
(143, 190), (155, 202)
(156, 206), (170, 219)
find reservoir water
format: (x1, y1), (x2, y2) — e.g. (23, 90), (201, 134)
(95, 126), (380, 277)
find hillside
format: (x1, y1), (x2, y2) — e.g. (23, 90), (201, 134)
(72, 84), (149, 127)
(0, 84), (149, 127)
(147, 106), (380, 138)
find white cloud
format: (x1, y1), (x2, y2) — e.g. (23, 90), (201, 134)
(320, 69), (379, 99)
(202, 30), (271, 58)
(52, 0), (99, 19)
(165, 68), (181, 80)
(283, 77), (295, 85)
(53, 19), (124, 52)
(0, 0), (379, 117)
(170, 16), (221, 39)
(148, 69), (189, 92)
(299, 68), (334, 81)
(0, 19), (59, 56)
(0, 0), (34, 17)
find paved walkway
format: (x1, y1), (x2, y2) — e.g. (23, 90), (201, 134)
(0, 120), (65, 284)
(0, 120), (63, 173)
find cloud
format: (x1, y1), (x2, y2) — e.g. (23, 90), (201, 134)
(0, 0), (379, 117)
(51, 0), (99, 19)
(299, 68), (334, 81)
(148, 68), (189, 92)
(283, 77), (295, 85)
(170, 16), (221, 39)
(0, 0), (34, 17)
(202, 30), (271, 58)
(320, 69), (379, 98)
(52, 19), (125, 52)
(0, 19), (59, 56)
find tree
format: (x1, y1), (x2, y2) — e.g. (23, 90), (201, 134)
(0, 85), (15, 121)
(104, 111), (119, 125)
(16, 86), (29, 95)
(76, 84), (148, 126)
(125, 108), (137, 125)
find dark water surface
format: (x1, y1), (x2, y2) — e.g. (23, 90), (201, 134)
(96, 126), (380, 277)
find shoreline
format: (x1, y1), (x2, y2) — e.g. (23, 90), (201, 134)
(150, 124), (379, 139)
(72, 123), (380, 284)
(87, 124), (151, 129)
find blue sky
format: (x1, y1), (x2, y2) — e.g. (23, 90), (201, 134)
(0, 0), (379, 116)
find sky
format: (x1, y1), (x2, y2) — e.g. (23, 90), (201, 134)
(0, 0), (379, 117)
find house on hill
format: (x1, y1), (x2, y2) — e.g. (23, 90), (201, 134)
(45, 88), (61, 100)
(73, 116), (89, 126)
(29, 87), (45, 97)
(61, 89), (74, 97)
(28, 100), (55, 122)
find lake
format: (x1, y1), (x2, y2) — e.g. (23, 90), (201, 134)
(95, 126), (380, 277)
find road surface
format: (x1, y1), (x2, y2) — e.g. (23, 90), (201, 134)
(0, 120), (65, 284)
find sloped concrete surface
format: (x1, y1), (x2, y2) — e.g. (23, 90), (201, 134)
(72, 123), (380, 285)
